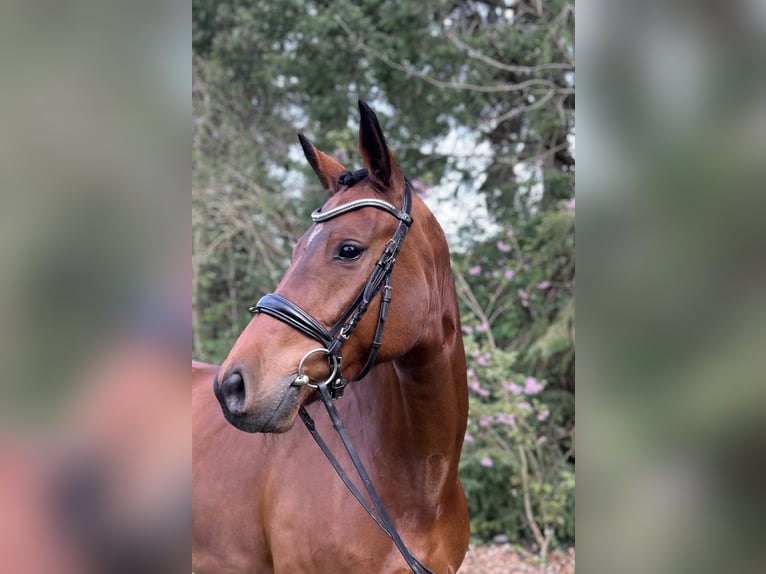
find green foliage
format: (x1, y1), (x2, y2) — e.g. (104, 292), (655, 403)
(192, 0), (575, 550)
(455, 204), (575, 547)
(459, 338), (575, 545)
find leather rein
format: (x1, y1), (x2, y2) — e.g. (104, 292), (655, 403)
(250, 172), (434, 574)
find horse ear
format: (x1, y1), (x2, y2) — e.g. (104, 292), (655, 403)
(298, 134), (348, 196)
(357, 100), (404, 192)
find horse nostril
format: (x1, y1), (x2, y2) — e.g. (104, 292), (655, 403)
(220, 371), (246, 415)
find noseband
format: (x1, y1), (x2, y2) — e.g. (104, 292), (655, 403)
(250, 171), (413, 400)
(249, 173), (434, 574)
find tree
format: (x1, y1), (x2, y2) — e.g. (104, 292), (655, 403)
(193, 0), (574, 550)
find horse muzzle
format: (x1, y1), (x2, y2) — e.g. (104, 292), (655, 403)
(214, 370), (307, 433)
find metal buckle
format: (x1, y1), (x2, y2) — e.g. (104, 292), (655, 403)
(328, 376), (349, 400)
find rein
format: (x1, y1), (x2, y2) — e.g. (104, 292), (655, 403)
(250, 174), (434, 574)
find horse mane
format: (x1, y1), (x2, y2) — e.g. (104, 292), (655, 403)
(337, 168), (369, 187)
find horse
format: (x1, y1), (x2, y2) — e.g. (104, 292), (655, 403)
(192, 101), (470, 573)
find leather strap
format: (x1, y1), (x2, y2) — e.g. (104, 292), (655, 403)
(312, 198), (412, 226)
(301, 383), (434, 574)
(251, 293), (333, 347)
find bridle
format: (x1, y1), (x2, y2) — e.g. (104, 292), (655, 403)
(249, 171), (434, 574)
(250, 169), (413, 401)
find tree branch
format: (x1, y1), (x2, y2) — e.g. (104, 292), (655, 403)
(446, 33), (573, 74)
(455, 269), (497, 349)
(335, 16), (567, 95)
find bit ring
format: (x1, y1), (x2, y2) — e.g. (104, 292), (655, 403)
(292, 348), (340, 388)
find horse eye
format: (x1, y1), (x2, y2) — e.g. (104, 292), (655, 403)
(337, 243), (364, 261)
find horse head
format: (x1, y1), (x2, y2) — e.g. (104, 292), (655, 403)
(214, 102), (440, 433)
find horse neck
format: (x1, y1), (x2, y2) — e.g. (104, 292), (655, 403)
(357, 229), (468, 465)
(347, 293), (466, 514)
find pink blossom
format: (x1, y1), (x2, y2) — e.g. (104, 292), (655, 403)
(480, 457), (494, 468)
(475, 322), (489, 333)
(537, 409), (550, 422)
(469, 381), (486, 397)
(503, 382), (523, 395)
(518, 401), (531, 409)
(468, 265), (482, 276)
(566, 198), (576, 211)
(517, 289), (529, 300)
(495, 412), (516, 426)
(467, 368), (475, 377)
(464, 432), (474, 443)
(504, 269), (515, 280)
(524, 377), (545, 395)
(479, 415), (493, 428)
(476, 354), (489, 366)
(536, 280), (551, 290)
(461, 325), (473, 334)
(506, 229), (514, 239)
(496, 240), (511, 253)
(411, 179), (429, 195)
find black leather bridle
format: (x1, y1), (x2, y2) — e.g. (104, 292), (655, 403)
(249, 171), (434, 574)
(250, 169), (413, 401)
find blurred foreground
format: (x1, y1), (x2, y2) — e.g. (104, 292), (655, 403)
(579, 0), (766, 573)
(0, 0), (189, 572)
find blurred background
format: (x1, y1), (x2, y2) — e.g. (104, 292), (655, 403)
(0, 0), (188, 572)
(193, 0), (575, 567)
(578, 0), (766, 573)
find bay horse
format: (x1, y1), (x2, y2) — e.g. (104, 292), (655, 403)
(192, 101), (470, 573)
